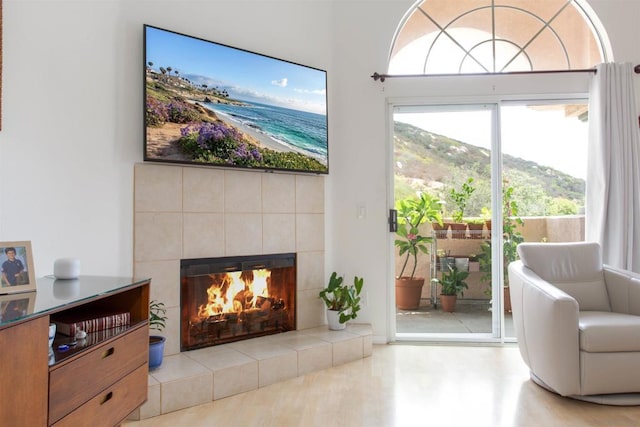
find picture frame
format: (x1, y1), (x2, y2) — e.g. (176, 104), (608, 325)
(0, 292), (36, 323)
(0, 241), (36, 294)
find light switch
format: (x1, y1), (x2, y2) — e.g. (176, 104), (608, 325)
(357, 203), (367, 219)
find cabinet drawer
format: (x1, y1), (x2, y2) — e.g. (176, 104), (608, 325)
(49, 325), (148, 424)
(52, 363), (148, 427)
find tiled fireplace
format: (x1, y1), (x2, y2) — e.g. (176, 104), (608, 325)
(133, 163), (326, 356)
(131, 164), (372, 420)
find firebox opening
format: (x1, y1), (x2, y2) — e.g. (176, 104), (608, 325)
(180, 253), (296, 351)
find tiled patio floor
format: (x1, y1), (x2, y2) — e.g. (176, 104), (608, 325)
(396, 300), (515, 337)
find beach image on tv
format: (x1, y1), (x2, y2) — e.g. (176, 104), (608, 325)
(144, 25), (328, 174)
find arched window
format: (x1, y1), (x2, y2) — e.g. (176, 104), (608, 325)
(389, 0), (610, 74)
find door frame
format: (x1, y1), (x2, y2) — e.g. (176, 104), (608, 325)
(386, 93), (589, 343)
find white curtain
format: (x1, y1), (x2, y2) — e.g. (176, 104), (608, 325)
(586, 62), (640, 271)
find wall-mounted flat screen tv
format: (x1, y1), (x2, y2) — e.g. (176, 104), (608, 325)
(144, 25), (328, 174)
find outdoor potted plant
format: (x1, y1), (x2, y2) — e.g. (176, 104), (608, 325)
(149, 300), (168, 369)
(449, 177), (476, 239)
(433, 265), (469, 313)
(466, 218), (485, 239)
(395, 192), (443, 309)
(319, 272), (364, 330)
(479, 182), (524, 313)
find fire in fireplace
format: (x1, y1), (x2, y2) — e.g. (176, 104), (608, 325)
(180, 253), (296, 351)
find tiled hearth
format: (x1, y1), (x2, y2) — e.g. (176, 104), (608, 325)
(132, 163), (347, 420)
(128, 324), (372, 420)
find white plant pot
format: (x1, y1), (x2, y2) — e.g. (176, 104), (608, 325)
(327, 309), (346, 330)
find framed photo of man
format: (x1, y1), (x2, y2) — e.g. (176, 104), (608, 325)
(0, 241), (36, 294)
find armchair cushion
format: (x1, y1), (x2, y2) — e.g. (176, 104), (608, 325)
(579, 311), (640, 352)
(518, 242), (611, 312)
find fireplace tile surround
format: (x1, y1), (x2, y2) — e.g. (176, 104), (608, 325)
(133, 163), (326, 356)
(132, 164), (373, 420)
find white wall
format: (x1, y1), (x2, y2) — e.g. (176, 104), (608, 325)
(1, 0), (639, 342)
(0, 0), (332, 276)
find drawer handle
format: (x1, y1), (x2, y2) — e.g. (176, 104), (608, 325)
(102, 347), (115, 359)
(100, 391), (113, 405)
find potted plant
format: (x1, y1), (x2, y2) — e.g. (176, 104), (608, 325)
(149, 300), (167, 369)
(319, 272), (364, 330)
(481, 207), (492, 238)
(394, 192), (443, 309)
(466, 218), (485, 239)
(433, 265), (469, 313)
(449, 177), (475, 238)
(479, 182), (524, 313)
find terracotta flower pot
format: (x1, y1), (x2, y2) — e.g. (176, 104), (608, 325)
(467, 222), (484, 239)
(504, 287), (512, 313)
(439, 294), (457, 313)
(431, 222), (449, 239)
(395, 277), (425, 310)
(449, 222), (467, 239)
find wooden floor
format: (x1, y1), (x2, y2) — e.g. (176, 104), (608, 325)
(124, 344), (640, 426)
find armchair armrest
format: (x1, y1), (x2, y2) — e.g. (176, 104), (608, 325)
(604, 265), (640, 315)
(508, 261), (581, 396)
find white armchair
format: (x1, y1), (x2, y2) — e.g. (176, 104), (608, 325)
(508, 241), (640, 405)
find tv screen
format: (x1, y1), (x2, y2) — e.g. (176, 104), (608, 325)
(144, 25), (328, 174)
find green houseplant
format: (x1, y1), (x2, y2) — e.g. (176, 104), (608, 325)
(319, 272), (364, 330)
(479, 182), (524, 313)
(448, 177), (476, 238)
(149, 300), (167, 369)
(433, 265), (469, 312)
(394, 192), (443, 310)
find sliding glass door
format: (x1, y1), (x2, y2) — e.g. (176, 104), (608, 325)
(392, 99), (587, 342)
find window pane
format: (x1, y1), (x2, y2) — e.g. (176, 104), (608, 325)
(501, 103), (587, 241)
(390, 0), (606, 74)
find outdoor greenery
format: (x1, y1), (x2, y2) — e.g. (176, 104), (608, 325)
(433, 265), (469, 296)
(395, 192), (443, 279)
(319, 272), (364, 324)
(393, 121), (584, 217)
(449, 177), (476, 222)
(479, 181), (525, 289)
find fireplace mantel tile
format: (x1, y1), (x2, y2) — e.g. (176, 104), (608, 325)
(224, 213), (263, 255)
(296, 214), (324, 252)
(183, 213), (225, 258)
(263, 213), (296, 253)
(135, 212), (183, 262)
(134, 260), (179, 304)
(262, 173), (295, 213)
(296, 175), (325, 213)
(183, 168), (224, 213)
(224, 170), (262, 213)
(135, 164), (183, 212)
